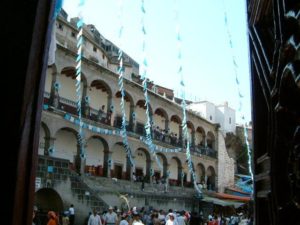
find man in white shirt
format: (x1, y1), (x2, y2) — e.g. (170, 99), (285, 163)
(69, 204), (75, 225)
(88, 209), (102, 225)
(104, 206), (118, 225)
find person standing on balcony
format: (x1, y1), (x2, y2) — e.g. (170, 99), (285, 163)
(98, 105), (106, 123)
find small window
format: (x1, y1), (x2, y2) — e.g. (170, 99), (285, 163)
(71, 32), (76, 38)
(58, 23), (63, 30)
(93, 46), (97, 52)
(229, 117), (231, 124)
(210, 115), (212, 120)
(102, 53), (105, 59)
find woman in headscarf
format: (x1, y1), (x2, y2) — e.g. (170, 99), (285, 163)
(47, 211), (59, 225)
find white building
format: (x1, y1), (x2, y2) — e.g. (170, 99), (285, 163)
(187, 101), (236, 134)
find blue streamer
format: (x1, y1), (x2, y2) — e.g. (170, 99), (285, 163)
(54, 0), (64, 19)
(173, 0), (202, 196)
(140, 0), (163, 170)
(75, 0), (86, 159)
(117, 0), (135, 167)
(222, 0), (253, 193)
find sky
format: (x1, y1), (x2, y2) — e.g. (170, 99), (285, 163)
(62, 0), (252, 124)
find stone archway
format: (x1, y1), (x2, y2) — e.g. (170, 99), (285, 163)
(207, 166), (216, 191)
(34, 188), (64, 225)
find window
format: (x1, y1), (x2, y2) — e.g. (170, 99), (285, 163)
(210, 115), (212, 120)
(71, 31), (76, 38)
(229, 117), (231, 124)
(58, 23), (63, 30)
(93, 46), (97, 52)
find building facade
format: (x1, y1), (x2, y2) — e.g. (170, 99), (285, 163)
(35, 10), (235, 222)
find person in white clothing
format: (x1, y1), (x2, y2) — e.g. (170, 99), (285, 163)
(119, 213), (129, 225)
(88, 209), (102, 225)
(165, 213), (178, 225)
(104, 206), (118, 225)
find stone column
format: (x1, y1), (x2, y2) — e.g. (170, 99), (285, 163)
(75, 142), (87, 176)
(106, 151), (113, 178)
(165, 119), (169, 131)
(49, 71), (58, 108)
(44, 136), (56, 156)
(131, 106), (137, 133)
(165, 164), (170, 192)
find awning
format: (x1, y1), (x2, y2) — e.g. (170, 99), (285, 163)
(201, 196), (246, 208)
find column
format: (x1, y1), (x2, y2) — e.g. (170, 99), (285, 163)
(75, 141), (87, 175)
(104, 151), (113, 178)
(44, 136), (56, 155)
(131, 106), (137, 133)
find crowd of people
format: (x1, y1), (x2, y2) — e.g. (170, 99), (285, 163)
(32, 204), (253, 225)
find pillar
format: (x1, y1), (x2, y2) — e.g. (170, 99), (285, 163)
(44, 137), (56, 155)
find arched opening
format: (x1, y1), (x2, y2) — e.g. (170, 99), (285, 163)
(153, 108), (169, 143)
(170, 115), (182, 147)
(88, 80), (112, 125)
(39, 122), (51, 155)
(135, 99), (153, 136)
(195, 127), (206, 148)
(152, 153), (168, 181)
(110, 142), (130, 180)
(54, 128), (78, 164)
(44, 64), (57, 107)
(207, 131), (216, 150)
(34, 188), (64, 225)
(85, 136), (108, 177)
(58, 67), (87, 114)
(207, 166), (216, 191)
(134, 148), (151, 182)
(195, 163), (205, 184)
(187, 121), (195, 148)
(169, 157), (182, 186)
(114, 91), (134, 131)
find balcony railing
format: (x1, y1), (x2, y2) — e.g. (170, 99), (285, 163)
(43, 93), (217, 158)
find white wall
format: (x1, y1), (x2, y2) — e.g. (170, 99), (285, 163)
(87, 86), (108, 110)
(114, 97), (130, 121)
(111, 144), (127, 171)
(217, 105), (236, 134)
(39, 126), (46, 155)
(169, 121), (180, 136)
(169, 158), (179, 180)
(59, 74), (83, 102)
(135, 106), (147, 124)
(86, 138), (104, 167)
(45, 68), (52, 93)
(153, 114), (165, 129)
(54, 130), (77, 161)
(135, 150), (147, 174)
(152, 155), (164, 175)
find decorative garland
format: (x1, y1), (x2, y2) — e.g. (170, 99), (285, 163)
(116, 0), (134, 166)
(173, 0), (202, 196)
(75, 0), (86, 159)
(140, 0), (163, 169)
(222, 0), (253, 192)
(63, 113), (180, 153)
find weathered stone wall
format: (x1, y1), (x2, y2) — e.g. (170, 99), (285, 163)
(217, 131), (235, 192)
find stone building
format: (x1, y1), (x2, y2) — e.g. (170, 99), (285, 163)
(34, 9), (235, 224)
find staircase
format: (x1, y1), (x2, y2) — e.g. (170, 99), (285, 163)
(36, 155), (108, 212)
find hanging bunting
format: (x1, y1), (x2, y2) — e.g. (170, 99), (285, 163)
(222, 0), (253, 193)
(173, 0), (202, 196)
(139, 0), (163, 169)
(116, 0), (135, 167)
(75, 0), (86, 159)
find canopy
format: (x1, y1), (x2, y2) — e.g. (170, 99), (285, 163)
(201, 196), (246, 208)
